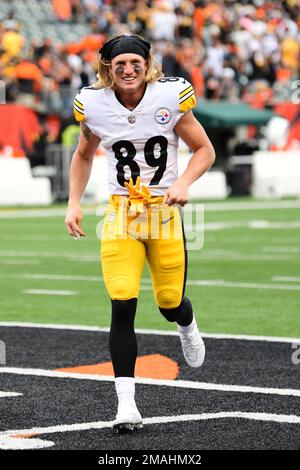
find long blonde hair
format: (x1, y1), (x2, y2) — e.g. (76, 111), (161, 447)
(93, 35), (164, 89)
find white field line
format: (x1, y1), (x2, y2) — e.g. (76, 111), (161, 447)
(202, 201), (300, 212)
(1, 220), (300, 240)
(0, 235), (61, 241)
(0, 251), (89, 258)
(0, 200), (300, 219)
(0, 207), (98, 218)
(0, 367), (299, 398)
(0, 260), (40, 265)
(9, 273), (102, 281)
(264, 247), (300, 253)
(186, 220), (300, 231)
(1, 321), (300, 343)
(272, 276), (300, 283)
(1, 272), (300, 292)
(195, 254), (294, 261)
(0, 249), (297, 262)
(44, 254), (300, 262)
(215, 237), (300, 244)
(187, 280), (300, 291)
(1, 411), (300, 440)
(0, 235), (96, 242)
(1, 410), (300, 449)
(0, 437), (55, 450)
(249, 221), (300, 229)
(22, 289), (78, 296)
(0, 392), (22, 398)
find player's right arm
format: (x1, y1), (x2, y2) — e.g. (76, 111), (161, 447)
(65, 122), (101, 238)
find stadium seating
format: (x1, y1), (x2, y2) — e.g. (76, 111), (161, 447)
(178, 157), (228, 200)
(0, 0), (90, 46)
(0, 156), (52, 205)
(252, 151), (300, 198)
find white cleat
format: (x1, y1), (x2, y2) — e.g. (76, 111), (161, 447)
(178, 319), (205, 368)
(112, 402), (143, 434)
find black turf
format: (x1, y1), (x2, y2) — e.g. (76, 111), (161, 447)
(0, 326), (299, 449)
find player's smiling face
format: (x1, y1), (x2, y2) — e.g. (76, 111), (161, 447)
(110, 53), (148, 94)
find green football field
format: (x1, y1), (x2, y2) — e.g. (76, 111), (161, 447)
(0, 199), (299, 337)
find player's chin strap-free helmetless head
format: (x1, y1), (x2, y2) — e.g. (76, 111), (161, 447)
(99, 35), (151, 61)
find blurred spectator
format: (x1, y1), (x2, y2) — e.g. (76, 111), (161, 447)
(1, 10), (20, 32)
(281, 34), (300, 73)
(164, 39), (204, 98)
(0, 0), (298, 150)
(70, 0), (84, 23)
(149, 0), (177, 42)
(52, 0), (72, 22)
(13, 56), (43, 99)
(175, 1), (195, 39)
(127, 1), (152, 36)
(1, 23), (24, 59)
(204, 28), (226, 79)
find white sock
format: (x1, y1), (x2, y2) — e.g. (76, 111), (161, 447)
(115, 377), (136, 406)
(178, 316), (197, 334)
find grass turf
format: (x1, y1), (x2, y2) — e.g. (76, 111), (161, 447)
(0, 200), (299, 337)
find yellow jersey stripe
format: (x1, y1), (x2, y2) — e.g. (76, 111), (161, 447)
(74, 98), (84, 110)
(179, 95), (196, 113)
(179, 89), (195, 103)
(73, 103), (85, 115)
(179, 85), (193, 99)
(74, 108), (85, 122)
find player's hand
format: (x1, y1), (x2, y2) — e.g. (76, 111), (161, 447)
(65, 203), (86, 238)
(163, 181), (189, 206)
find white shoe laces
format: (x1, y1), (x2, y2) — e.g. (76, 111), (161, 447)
(180, 328), (200, 358)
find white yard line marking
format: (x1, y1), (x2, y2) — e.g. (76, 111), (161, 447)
(1, 272), (300, 292)
(1, 411), (300, 441)
(0, 260), (40, 265)
(202, 201), (300, 212)
(0, 208), (97, 219)
(249, 221), (300, 229)
(0, 235), (57, 241)
(0, 200), (299, 219)
(196, 254), (294, 261)
(14, 273), (101, 282)
(0, 437), (55, 450)
(264, 247), (300, 253)
(0, 367), (299, 397)
(0, 392), (22, 398)
(0, 249), (297, 262)
(1, 410), (299, 450)
(186, 220), (300, 231)
(0, 251), (87, 258)
(272, 276), (300, 283)
(0, 321), (299, 343)
(22, 289), (78, 296)
(187, 280), (300, 291)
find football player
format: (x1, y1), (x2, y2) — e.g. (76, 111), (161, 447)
(65, 34), (215, 434)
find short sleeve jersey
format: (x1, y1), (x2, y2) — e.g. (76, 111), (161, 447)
(73, 77), (196, 196)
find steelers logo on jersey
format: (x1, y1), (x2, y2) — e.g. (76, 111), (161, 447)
(155, 108), (172, 124)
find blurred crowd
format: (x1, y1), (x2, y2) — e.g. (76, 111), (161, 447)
(0, 0), (299, 114)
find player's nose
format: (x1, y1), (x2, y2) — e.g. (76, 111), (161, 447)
(123, 63), (134, 75)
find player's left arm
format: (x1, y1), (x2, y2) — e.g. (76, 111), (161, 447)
(163, 110), (216, 206)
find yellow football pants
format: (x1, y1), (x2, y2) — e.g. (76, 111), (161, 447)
(100, 195), (187, 309)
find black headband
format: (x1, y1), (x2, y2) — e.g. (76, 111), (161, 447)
(99, 35), (151, 61)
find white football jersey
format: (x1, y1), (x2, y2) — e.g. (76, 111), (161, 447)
(73, 77), (196, 196)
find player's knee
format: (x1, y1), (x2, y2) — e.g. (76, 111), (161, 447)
(156, 287), (181, 312)
(159, 296), (193, 323)
(107, 276), (138, 300)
